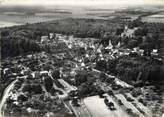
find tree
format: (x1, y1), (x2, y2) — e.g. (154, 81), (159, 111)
(128, 40), (138, 49)
(98, 89), (105, 98)
(22, 84), (32, 93)
(31, 84), (42, 94)
(14, 81), (22, 90)
(118, 99), (123, 105)
(134, 28), (147, 37)
(131, 89), (142, 97)
(50, 88), (57, 96)
(44, 76), (53, 92)
(78, 47), (86, 55)
(111, 36), (120, 47)
(116, 27), (124, 35)
(121, 36), (129, 46)
(75, 71), (87, 86)
(72, 98), (80, 107)
(95, 60), (107, 71)
(128, 18), (143, 28)
(139, 34), (157, 56)
(107, 90), (114, 96)
(78, 83), (95, 98)
(126, 108), (132, 114)
(126, 96), (134, 102)
(99, 72), (107, 81)
(1, 30), (9, 37)
(52, 70), (60, 79)
(17, 94), (28, 102)
(106, 59), (118, 75)
(101, 32), (111, 46)
(6, 97), (15, 104)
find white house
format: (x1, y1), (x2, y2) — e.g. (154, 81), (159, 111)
(151, 49), (158, 56)
(49, 33), (54, 39)
(41, 36), (49, 43)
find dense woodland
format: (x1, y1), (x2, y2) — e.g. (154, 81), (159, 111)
(1, 29), (41, 58)
(106, 55), (164, 85)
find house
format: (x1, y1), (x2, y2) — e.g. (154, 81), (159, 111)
(41, 36), (49, 44)
(105, 40), (113, 50)
(133, 47), (139, 52)
(49, 33), (54, 39)
(151, 49), (158, 56)
(116, 41), (121, 48)
(152, 49), (158, 53)
(27, 54), (33, 59)
(121, 25), (137, 38)
(139, 49), (144, 56)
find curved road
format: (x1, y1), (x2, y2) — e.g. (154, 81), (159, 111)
(0, 80), (17, 117)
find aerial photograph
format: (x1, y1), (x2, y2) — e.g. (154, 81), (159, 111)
(0, 0), (164, 117)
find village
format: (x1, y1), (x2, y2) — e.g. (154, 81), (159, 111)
(0, 25), (163, 117)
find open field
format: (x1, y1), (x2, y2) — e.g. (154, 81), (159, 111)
(142, 11), (164, 23)
(142, 17), (164, 23)
(84, 95), (131, 117)
(1, 5), (164, 28)
(1, 5), (159, 28)
(0, 14), (67, 28)
(0, 21), (21, 28)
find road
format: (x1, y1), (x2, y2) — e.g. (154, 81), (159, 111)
(48, 72), (68, 98)
(0, 80), (17, 117)
(58, 79), (77, 92)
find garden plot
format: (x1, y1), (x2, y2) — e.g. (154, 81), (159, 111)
(115, 94), (145, 117)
